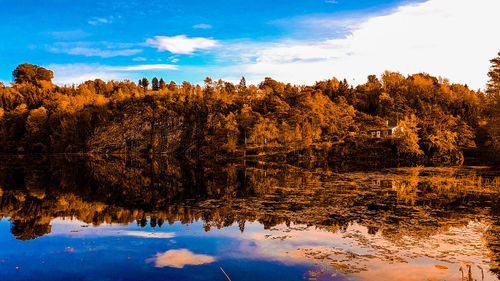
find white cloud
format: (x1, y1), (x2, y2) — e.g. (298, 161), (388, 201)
(46, 63), (178, 85)
(47, 64), (120, 85)
(132, 57), (147, 61)
(114, 64), (178, 71)
(46, 30), (91, 40)
(229, 0), (500, 89)
(49, 42), (142, 58)
(146, 35), (219, 54)
(193, 23), (212, 29)
(146, 249), (215, 268)
(56, 47), (141, 58)
(88, 17), (112, 25)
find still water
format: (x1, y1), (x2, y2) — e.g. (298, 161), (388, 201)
(0, 155), (499, 281)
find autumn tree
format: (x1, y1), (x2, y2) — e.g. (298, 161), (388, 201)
(394, 115), (423, 158)
(140, 78), (149, 91)
(238, 104), (259, 144)
(151, 77), (159, 91)
(301, 122), (313, 147)
(238, 76), (246, 91)
(250, 117), (279, 145)
(168, 81), (177, 91)
(159, 78), (166, 90)
(12, 63), (53, 84)
(260, 77), (284, 97)
(486, 52), (500, 96)
(428, 129), (463, 165)
(355, 75), (383, 115)
(25, 106), (49, 151)
(381, 71), (407, 119)
(378, 92), (394, 117)
(484, 51), (500, 164)
(223, 113), (239, 151)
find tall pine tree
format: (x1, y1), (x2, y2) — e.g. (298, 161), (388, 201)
(151, 77), (159, 91)
(238, 76), (246, 90)
(487, 52), (500, 96)
(159, 78), (166, 90)
(141, 77), (149, 91)
(485, 52), (500, 164)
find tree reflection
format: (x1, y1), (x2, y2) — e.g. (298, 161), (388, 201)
(0, 155), (498, 277)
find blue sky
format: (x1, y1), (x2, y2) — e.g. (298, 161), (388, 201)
(1, 0), (499, 89)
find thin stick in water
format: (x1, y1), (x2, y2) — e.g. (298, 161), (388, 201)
(220, 266), (232, 281)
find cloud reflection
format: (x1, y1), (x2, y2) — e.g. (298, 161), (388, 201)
(121, 231), (175, 239)
(147, 249), (215, 268)
(237, 222), (496, 280)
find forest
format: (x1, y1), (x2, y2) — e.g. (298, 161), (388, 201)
(0, 52), (499, 166)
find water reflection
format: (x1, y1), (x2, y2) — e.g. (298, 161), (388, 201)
(146, 249), (215, 268)
(0, 155), (499, 280)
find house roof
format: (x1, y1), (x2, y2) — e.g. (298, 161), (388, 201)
(388, 121), (398, 128)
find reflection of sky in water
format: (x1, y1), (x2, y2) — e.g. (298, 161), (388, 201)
(146, 249), (215, 268)
(1, 156), (499, 281)
(0, 217), (496, 281)
(0, 218), (341, 281)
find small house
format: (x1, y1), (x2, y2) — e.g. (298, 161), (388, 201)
(367, 121), (402, 138)
(388, 121), (403, 136)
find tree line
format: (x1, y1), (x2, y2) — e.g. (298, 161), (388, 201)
(0, 54), (499, 166)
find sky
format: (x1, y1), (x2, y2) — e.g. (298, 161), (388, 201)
(1, 0), (499, 89)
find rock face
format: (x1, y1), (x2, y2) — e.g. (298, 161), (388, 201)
(87, 109), (185, 155)
(84, 100), (235, 158)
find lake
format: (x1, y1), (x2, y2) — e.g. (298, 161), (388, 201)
(0, 155), (499, 281)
